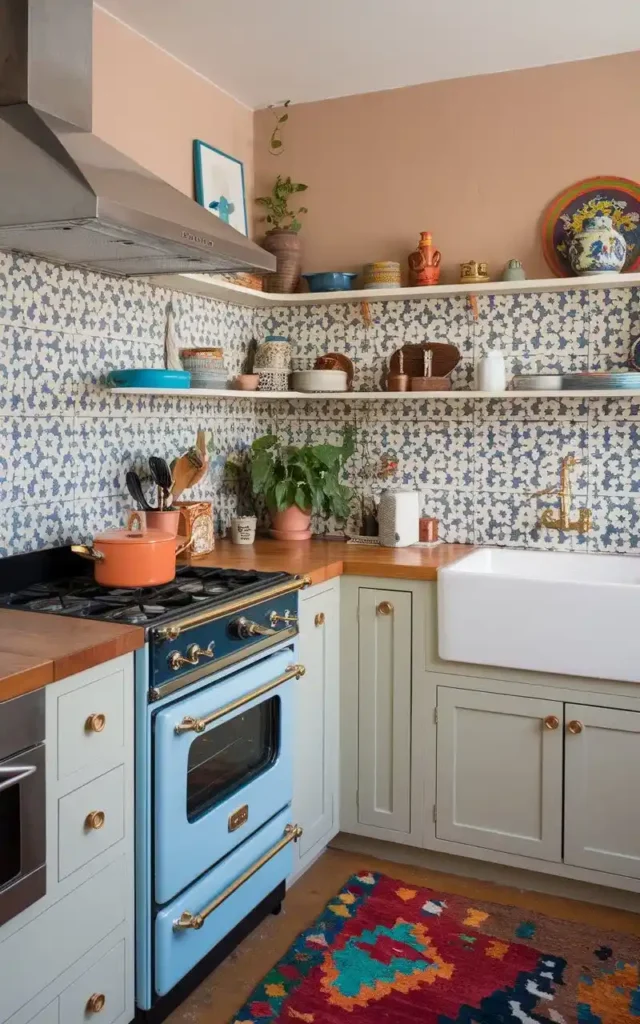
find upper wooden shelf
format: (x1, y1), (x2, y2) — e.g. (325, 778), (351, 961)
(146, 271), (640, 308)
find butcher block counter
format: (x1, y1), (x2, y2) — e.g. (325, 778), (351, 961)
(0, 612), (144, 701)
(187, 539), (473, 587)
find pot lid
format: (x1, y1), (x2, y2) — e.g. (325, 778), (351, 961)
(93, 528), (174, 545)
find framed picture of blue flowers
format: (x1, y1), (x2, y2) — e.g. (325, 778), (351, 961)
(193, 140), (248, 236)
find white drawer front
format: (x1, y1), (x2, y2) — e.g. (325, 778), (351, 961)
(58, 766), (125, 880)
(0, 856), (127, 1021)
(57, 669), (125, 781)
(21, 1002), (59, 1024)
(59, 940), (125, 1024)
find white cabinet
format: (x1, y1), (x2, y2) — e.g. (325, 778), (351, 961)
(435, 688), (563, 861)
(356, 588), (412, 834)
(292, 580), (340, 875)
(564, 704), (640, 878)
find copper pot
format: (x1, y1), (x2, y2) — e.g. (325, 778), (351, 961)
(71, 528), (189, 588)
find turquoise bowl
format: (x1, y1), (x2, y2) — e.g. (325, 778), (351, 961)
(107, 369), (191, 389)
(302, 272), (358, 293)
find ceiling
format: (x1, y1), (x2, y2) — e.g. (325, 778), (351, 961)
(97, 0), (640, 109)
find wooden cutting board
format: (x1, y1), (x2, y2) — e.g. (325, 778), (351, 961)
(389, 342), (461, 378)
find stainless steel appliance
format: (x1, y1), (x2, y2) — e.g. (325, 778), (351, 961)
(0, 688), (46, 927)
(0, 0), (275, 277)
(0, 549), (308, 1023)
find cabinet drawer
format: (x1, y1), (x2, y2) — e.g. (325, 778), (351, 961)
(59, 940), (125, 1024)
(21, 1002), (59, 1024)
(0, 856), (127, 1021)
(57, 669), (125, 781)
(58, 766), (125, 880)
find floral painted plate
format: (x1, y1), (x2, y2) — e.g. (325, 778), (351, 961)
(542, 176), (640, 277)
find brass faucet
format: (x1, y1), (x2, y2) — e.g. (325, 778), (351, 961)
(530, 455), (592, 534)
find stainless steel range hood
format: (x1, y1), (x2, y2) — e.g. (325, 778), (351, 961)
(0, 0), (275, 276)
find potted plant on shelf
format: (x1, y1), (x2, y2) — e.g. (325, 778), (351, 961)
(255, 175), (309, 293)
(227, 431), (354, 541)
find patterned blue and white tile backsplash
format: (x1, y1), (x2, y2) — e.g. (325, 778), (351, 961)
(1, 250), (639, 556)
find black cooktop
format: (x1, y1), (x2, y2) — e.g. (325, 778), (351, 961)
(0, 547), (289, 629)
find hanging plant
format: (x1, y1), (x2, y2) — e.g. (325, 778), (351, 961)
(268, 99), (290, 156)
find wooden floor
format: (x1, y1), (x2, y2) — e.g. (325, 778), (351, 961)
(166, 847), (640, 1023)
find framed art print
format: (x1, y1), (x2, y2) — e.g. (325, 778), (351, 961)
(193, 139), (248, 236)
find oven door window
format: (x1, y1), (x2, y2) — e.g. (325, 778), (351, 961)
(186, 696), (280, 821)
(0, 783), (20, 888)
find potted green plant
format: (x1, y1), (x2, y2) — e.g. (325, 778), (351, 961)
(255, 175), (308, 293)
(227, 431), (354, 540)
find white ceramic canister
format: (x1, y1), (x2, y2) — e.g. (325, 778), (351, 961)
(476, 350), (506, 392)
(231, 516), (257, 545)
(378, 488), (420, 547)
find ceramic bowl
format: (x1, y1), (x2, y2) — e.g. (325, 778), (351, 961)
(233, 374), (260, 391)
(290, 369), (348, 393)
(302, 272), (358, 292)
(106, 369), (191, 389)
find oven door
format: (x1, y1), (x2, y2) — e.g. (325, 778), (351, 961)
(0, 741), (46, 927)
(153, 648), (299, 905)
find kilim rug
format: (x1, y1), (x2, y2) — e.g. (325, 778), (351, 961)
(231, 871), (640, 1024)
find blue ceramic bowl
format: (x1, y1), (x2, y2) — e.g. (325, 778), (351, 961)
(302, 272), (358, 293)
(107, 369), (191, 389)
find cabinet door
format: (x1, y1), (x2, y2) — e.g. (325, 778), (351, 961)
(357, 588), (412, 833)
(293, 584), (339, 858)
(436, 688), (563, 861)
(564, 704), (640, 878)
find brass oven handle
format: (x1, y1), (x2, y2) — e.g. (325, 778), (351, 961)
(85, 810), (105, 831)
(85, 713), (106, 733)
(169, 643), (215, 671)
(269, 609), (298, 628)
(173, 824), (303, 931)
(86, 992), (106, 1014)
(174, 664), (306, 735)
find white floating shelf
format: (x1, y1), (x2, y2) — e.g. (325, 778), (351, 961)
(146, 271), (640, 309)
(109, 388), (640, 400)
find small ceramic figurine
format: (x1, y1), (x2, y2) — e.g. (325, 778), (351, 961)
(502, 259), (526, 282)
(408, 232), (441, 286)
(568, 213), (627, 276)
(459, 260), (490, 284)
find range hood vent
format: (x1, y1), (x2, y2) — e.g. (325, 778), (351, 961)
(0, 0), (275, 277)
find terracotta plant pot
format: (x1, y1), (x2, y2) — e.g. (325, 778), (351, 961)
(269, 504), (312, 541)
(262, 229), (302, 293)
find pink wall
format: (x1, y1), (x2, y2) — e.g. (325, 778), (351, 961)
(93, 8), (254, 219)
(254, 53), (640, 281)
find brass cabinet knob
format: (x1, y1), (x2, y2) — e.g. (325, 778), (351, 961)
(85, 713), (106, 733)
(86, 992), (106, 1014)
(543, 715), (560, 730)
(85, 810), (105, 831)
(568, 720), (584, 734)
(314, 612), (325, 627)
(377, 600), (394, 616)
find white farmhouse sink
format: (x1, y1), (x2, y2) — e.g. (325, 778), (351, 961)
(438, 548), (640, 683)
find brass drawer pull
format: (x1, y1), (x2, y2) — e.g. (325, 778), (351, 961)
(377, 600), (394, 616)
(314, 612), (325, 627)
(86, 993), (106, 1014)
(543, 715), (560, 730)
(269, 609), (298, 627)
(174, 664), (306, 735)
(169, 642), (215, 671)
(568, 719), (584, 734)
(85, 713), (106, 733)
(173, 823), (303, 931)
(85, 810), (105, 831)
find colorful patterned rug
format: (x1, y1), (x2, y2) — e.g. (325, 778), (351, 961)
(232, 871), (640, 1024)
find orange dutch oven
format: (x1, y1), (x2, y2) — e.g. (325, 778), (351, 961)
(71, 528), (189, 588)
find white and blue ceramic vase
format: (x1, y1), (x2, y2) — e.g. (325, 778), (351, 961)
(568, 213), (627, 276)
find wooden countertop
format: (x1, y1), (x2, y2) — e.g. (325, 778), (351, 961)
(0, 612), (144, 703)
(187, 539), (473, 587)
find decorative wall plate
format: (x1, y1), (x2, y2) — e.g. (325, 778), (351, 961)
(542, 176), (640, 277)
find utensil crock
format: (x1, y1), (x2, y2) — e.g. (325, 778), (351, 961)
(72, 527), (189, 588)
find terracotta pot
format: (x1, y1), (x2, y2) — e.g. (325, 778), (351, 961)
(145, 510), (181, 536)
(71, 528), (189, 587)
(269, 505), (312, 541)
(262, 230), (302, 293)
